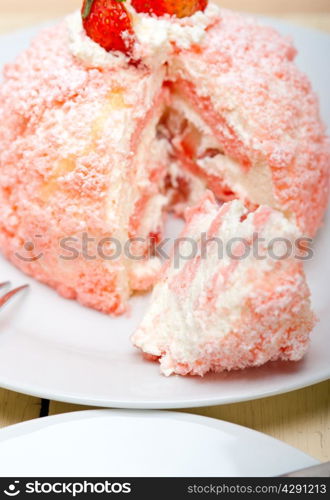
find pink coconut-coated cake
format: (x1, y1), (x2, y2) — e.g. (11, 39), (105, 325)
(0, 3), (329, 315)
(0, 21), (169, 315)
(132, 192), (316, 376)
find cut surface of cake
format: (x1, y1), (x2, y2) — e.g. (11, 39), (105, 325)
(165, 10), (330, 234)
(0, 0), (329, 314)
(132, 192), (316, 376)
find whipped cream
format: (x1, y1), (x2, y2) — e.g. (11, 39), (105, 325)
(67, 11), (129, 69)
(132, 196), (307, 376)
(66, 2), (220, 69)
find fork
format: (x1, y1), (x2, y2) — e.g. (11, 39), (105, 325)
(0, 281), (29, 308)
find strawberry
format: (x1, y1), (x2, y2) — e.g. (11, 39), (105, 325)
(131, 0), (208, 18)
(81, 0), (134, 55)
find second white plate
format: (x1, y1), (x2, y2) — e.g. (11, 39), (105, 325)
(0, 410), (318, 477)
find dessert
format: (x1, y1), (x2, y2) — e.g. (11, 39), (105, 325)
(0, 0), (329, 315)
(0, 3), (170, 315)
(132, 193), (316, 376)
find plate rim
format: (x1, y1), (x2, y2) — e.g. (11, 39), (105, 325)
(0, 373), (329, 409)
(0, 18), (329, 410)
(0, 408), (319, 471)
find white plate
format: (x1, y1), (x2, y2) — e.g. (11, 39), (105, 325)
(0, 19), (329, 409)
(0, 410), (318, 477)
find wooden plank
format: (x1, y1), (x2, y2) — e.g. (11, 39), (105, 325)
(277, 13), (330, 33)
(49, 402), (95, 415)
(185, 381), (330, 462)
(0, 0), (330, 16)
(0, 388), (41, 428)
(219, 0), (330, 14)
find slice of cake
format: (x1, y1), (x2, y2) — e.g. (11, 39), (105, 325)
(132, 192), (315, 376)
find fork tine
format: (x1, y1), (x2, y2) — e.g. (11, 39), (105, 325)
(0, 284), (29, 308)
(0, 281), (11, 289)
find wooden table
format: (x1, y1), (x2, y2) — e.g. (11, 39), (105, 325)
(0, 0), (329, 464)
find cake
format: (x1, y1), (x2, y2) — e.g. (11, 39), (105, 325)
(132, 192), (316, 376)
(0, 0), (329, 315)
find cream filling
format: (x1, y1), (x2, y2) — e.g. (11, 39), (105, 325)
(67, 3), (221, 69)
(129, 257), (163, 289)
(199, 156), (277, 207)
(167, 159), (207, 214)
(170, 94), (277, 208)
(99, 84), (168, 294)
(138, 194), (168, 239)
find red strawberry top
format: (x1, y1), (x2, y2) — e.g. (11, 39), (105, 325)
(82, 0), (135, 55)
(81, 0), (209, 57)
(131, 1), (208, 19)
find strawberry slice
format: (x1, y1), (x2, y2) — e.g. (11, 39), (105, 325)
(131, 0), (208, 18)
(82, 0), (135, 55)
